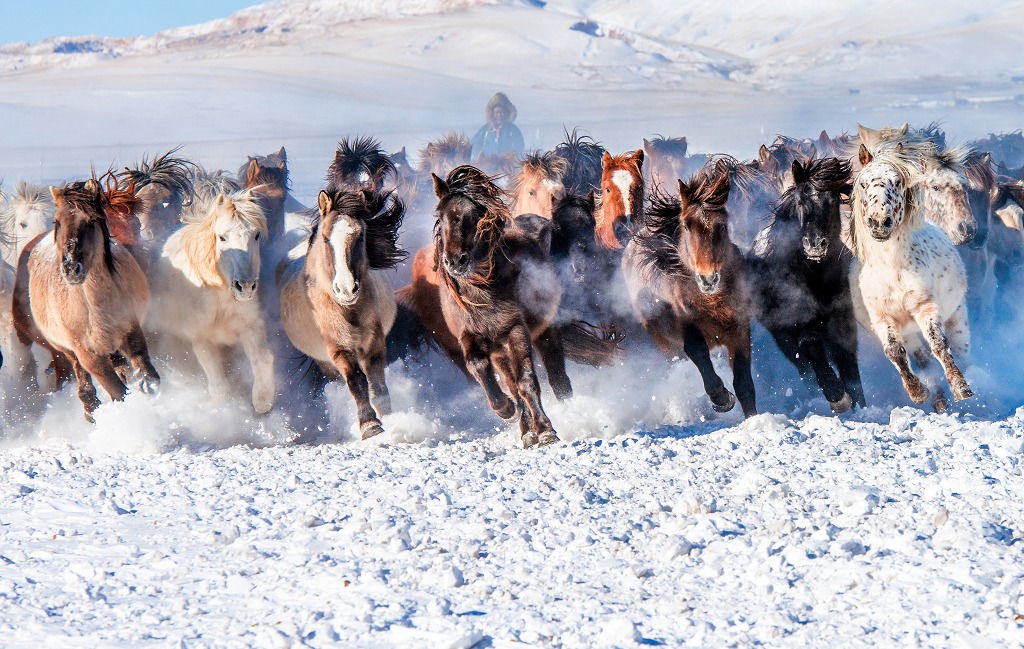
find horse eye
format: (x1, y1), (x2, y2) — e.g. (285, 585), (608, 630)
(218, 235), (226, 242)
(603, 187), (610, 194)
(19, 223), (27, 229)
(528, 190), (536, 197)
(932, 184), (941, 191)
(255, 232), (261, 241)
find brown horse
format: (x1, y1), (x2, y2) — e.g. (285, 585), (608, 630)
(643, 136), (709, 196)
(510, 151), (567, 219)
(239, 147), (289, 245)
(624, 162), (756, 417)
(279, 189), (405, 439)
(596, 149), (644, 250)
(121, 148), (196, 251)
(26, 179), (158, 420)
(422, 165), (571, 447)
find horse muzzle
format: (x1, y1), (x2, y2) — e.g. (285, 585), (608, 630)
(332, 280), (361, 306)
(953, 221), (977, 246)
(444, 253), (471, 278)
(695, 271), (722, 295)
(231, 279), (258, 301)
(802, 236), (828, 261)
(867, 217), (894, 241)
(61, 261), (86, 285)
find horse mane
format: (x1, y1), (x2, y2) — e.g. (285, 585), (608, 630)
(646, 135), (688, 158)
(179, 188), (267, 289)
(310, 189), (407, 270)
(60, 179), (117, 274)
(0, 181), (52, 246)
(635, 163), (730, 277)
(963, 150), (996, 191)
(101, 172), (142, 247)
(192, 167), (242, 195)
(239, 148), (290, 191)
(434, 165), (510, 308)
(551, 127), (605, 194)
(418, 132), (472, 176)
(511, 150), (568, 200)
(722, 155), (783, 203)
(326, 136), (395, 193)
(849, 143), (926, 260)
(122, 147), (196, 201)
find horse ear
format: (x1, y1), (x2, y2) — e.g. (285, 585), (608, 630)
(585, 188), (596, 206)
(894, 142), (904, 155)
(277, 147), (287, 166)
(858, 143), (873, 166)
(632, 149), (644, 165)
(758, 144), (771, 164)
(602, 151), (613, 165)
(49, 185), (63, 206)
(898, 122), (909, 136)
(214, 193), (228, 209)
(247, 159), (260, 183)
(643, 138), (653, 156)
(432, 173), (448, 199)
(819, 129), (829, 145)
(678, 179), (692, 206)
(791, 160), (807, 184)
(317, 190), (332, 216)
(84, 178), (102, 198)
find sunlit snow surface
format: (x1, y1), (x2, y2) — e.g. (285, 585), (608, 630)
(1, 0), (1024, 646)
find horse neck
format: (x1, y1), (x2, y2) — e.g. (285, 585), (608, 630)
(175, 222), (226, 289)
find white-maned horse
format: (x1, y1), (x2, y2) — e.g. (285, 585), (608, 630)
(148, 185), (275, 413)
(278, 189), (404, 439)
(848, 141), (973, 412)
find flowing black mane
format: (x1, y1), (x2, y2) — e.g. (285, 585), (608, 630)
(552, 127), (605, 195)
(122, 147), (196, 200)
(326, 136), (396, 193)
(309, 189), (407, 270)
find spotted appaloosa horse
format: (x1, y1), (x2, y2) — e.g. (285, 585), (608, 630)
(849, 141), (973, 412)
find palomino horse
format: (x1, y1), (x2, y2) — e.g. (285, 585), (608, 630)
(431, 165), (571, 447)
(751, 157), (864, 412)
(624, 161), (757, 418)
(239, 147), (289, 245)
(27, 179), (159, 420)
(278, 189), (406, 439)
(510, 151), (567, 219)
(120, 148), (195, 252)
(148, 185), (275, 414)
(849, 142), (973, 412)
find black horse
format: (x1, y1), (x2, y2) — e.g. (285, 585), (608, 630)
(750, 157), (865, 412)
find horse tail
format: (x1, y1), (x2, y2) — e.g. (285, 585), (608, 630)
(560, 320), (626, 367)
(386, 285), (432, 364)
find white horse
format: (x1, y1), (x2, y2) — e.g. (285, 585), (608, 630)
(848, 142), (973, 412)
(148, 185), (275, 413)
(0, 182), (55, 387)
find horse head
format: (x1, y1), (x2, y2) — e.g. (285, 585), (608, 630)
(327, 136), (395, 195)
(596, 149), (644, 250)
(551, 190), (598, 283)
(5, 181), (54, 256)
(920, 149), (976, 245)
(643, 136), (688, 196)
(852, 143), (924, 252)
(774, 158), (849, 262)
(512, 151), (567, 220)
(432, 166), (506, 282)
(122, 148), (195, 247)
(205, 190), (266, 301)
(50, 178), (112, 285)
(677, 163), (732, 295)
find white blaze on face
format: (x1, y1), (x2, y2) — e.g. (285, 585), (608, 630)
(329, 216), (358, 301)
(612, 169), (635, 215)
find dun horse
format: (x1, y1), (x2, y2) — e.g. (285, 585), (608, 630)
(148, 185), (275, 413)
(510, 151), (567, 219)
(279, 189), (406, 439)
(27, 179), (159, 420)
(624, 162), (757, 417)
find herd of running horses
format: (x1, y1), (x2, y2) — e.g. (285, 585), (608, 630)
(2, 123), (1024, 447)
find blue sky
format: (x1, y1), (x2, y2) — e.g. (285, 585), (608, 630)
(0, 1), (261, 45)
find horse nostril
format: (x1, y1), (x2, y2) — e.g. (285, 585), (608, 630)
(802, 236), (811, 248)
(234, 280), (244, 293)
(457, 253), (469, 267)
(883, 217), (893, 229)
(74, 263), (84, 277)
(351, 280), (360, 294)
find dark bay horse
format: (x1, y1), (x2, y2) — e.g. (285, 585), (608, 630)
(624, 162), (757, 417)
(750, 157), (864, 412)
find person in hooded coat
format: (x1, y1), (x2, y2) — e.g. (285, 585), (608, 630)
(471, 92), (525, 161)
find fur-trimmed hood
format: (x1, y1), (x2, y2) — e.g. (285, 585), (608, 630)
(485, 92), (517, 127)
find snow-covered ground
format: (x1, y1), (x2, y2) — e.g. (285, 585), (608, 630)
(2, 0), (1024, 646)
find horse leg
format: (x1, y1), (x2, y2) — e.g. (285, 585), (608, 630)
(768, 326), (819, 398)
(66, 352), (101, 422)
(907, 339), (947, 413)
(123, 323), (161, 394)
(729, 326), (758, 418)
(193, 340), (231, 403)
(497, 324), (557, 448)
(533, 326), (573, 401)
(912, 304), (973, 402)
(362, 329), (391, 417)
(872, 321), (927, 404)
(461, 333), (516, 421)
(826, 308), (866, 409)
(682, 324), (735, 413)
(330, 347), (383, 440)
(8, 335), (39, 393)
(110, 352), (133, 385)
(240, 323), (276, 414)
(74, 349), (128, 405)
(797, 328), (849, 412)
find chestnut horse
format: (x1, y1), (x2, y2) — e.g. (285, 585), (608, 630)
(279, 189), (405, 439)
(27, 179), (159, 420)
(510, 151), (567, 219)
(624, 162), (757, 417)
(425, 165), (571, 447)
(596, 149), (644, 250)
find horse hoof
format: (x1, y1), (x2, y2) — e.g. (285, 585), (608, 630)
(360, 422), (384, 440)
(521, 431), (539, 449)
(710, 390), (736, 413)
(932, 391), (949, 414)
(83, 411), (96, 424)
(537, 430), (560, 447)
(140, 377), (160, 396)
(829, 393), (852, 414)
(907, 382), (928, 405)
(952, 381), (974, 402)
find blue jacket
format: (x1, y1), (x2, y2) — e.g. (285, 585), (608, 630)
(471, 122), (524, 160)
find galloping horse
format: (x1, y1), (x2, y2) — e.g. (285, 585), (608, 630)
(27, 179), (159, 420)
(279, 189), (406, 439)
(596, 149), (644, 250)
(510, 151), (567, 219)
(120, 148), (195, 252)
(430, 165), (571, 447)
(624, 161), (757, 417)
(148, 184), (275, 413)
(326, 137), (396, 196)
(849, 142), (973, 412)
(239, 147), (289, 245)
